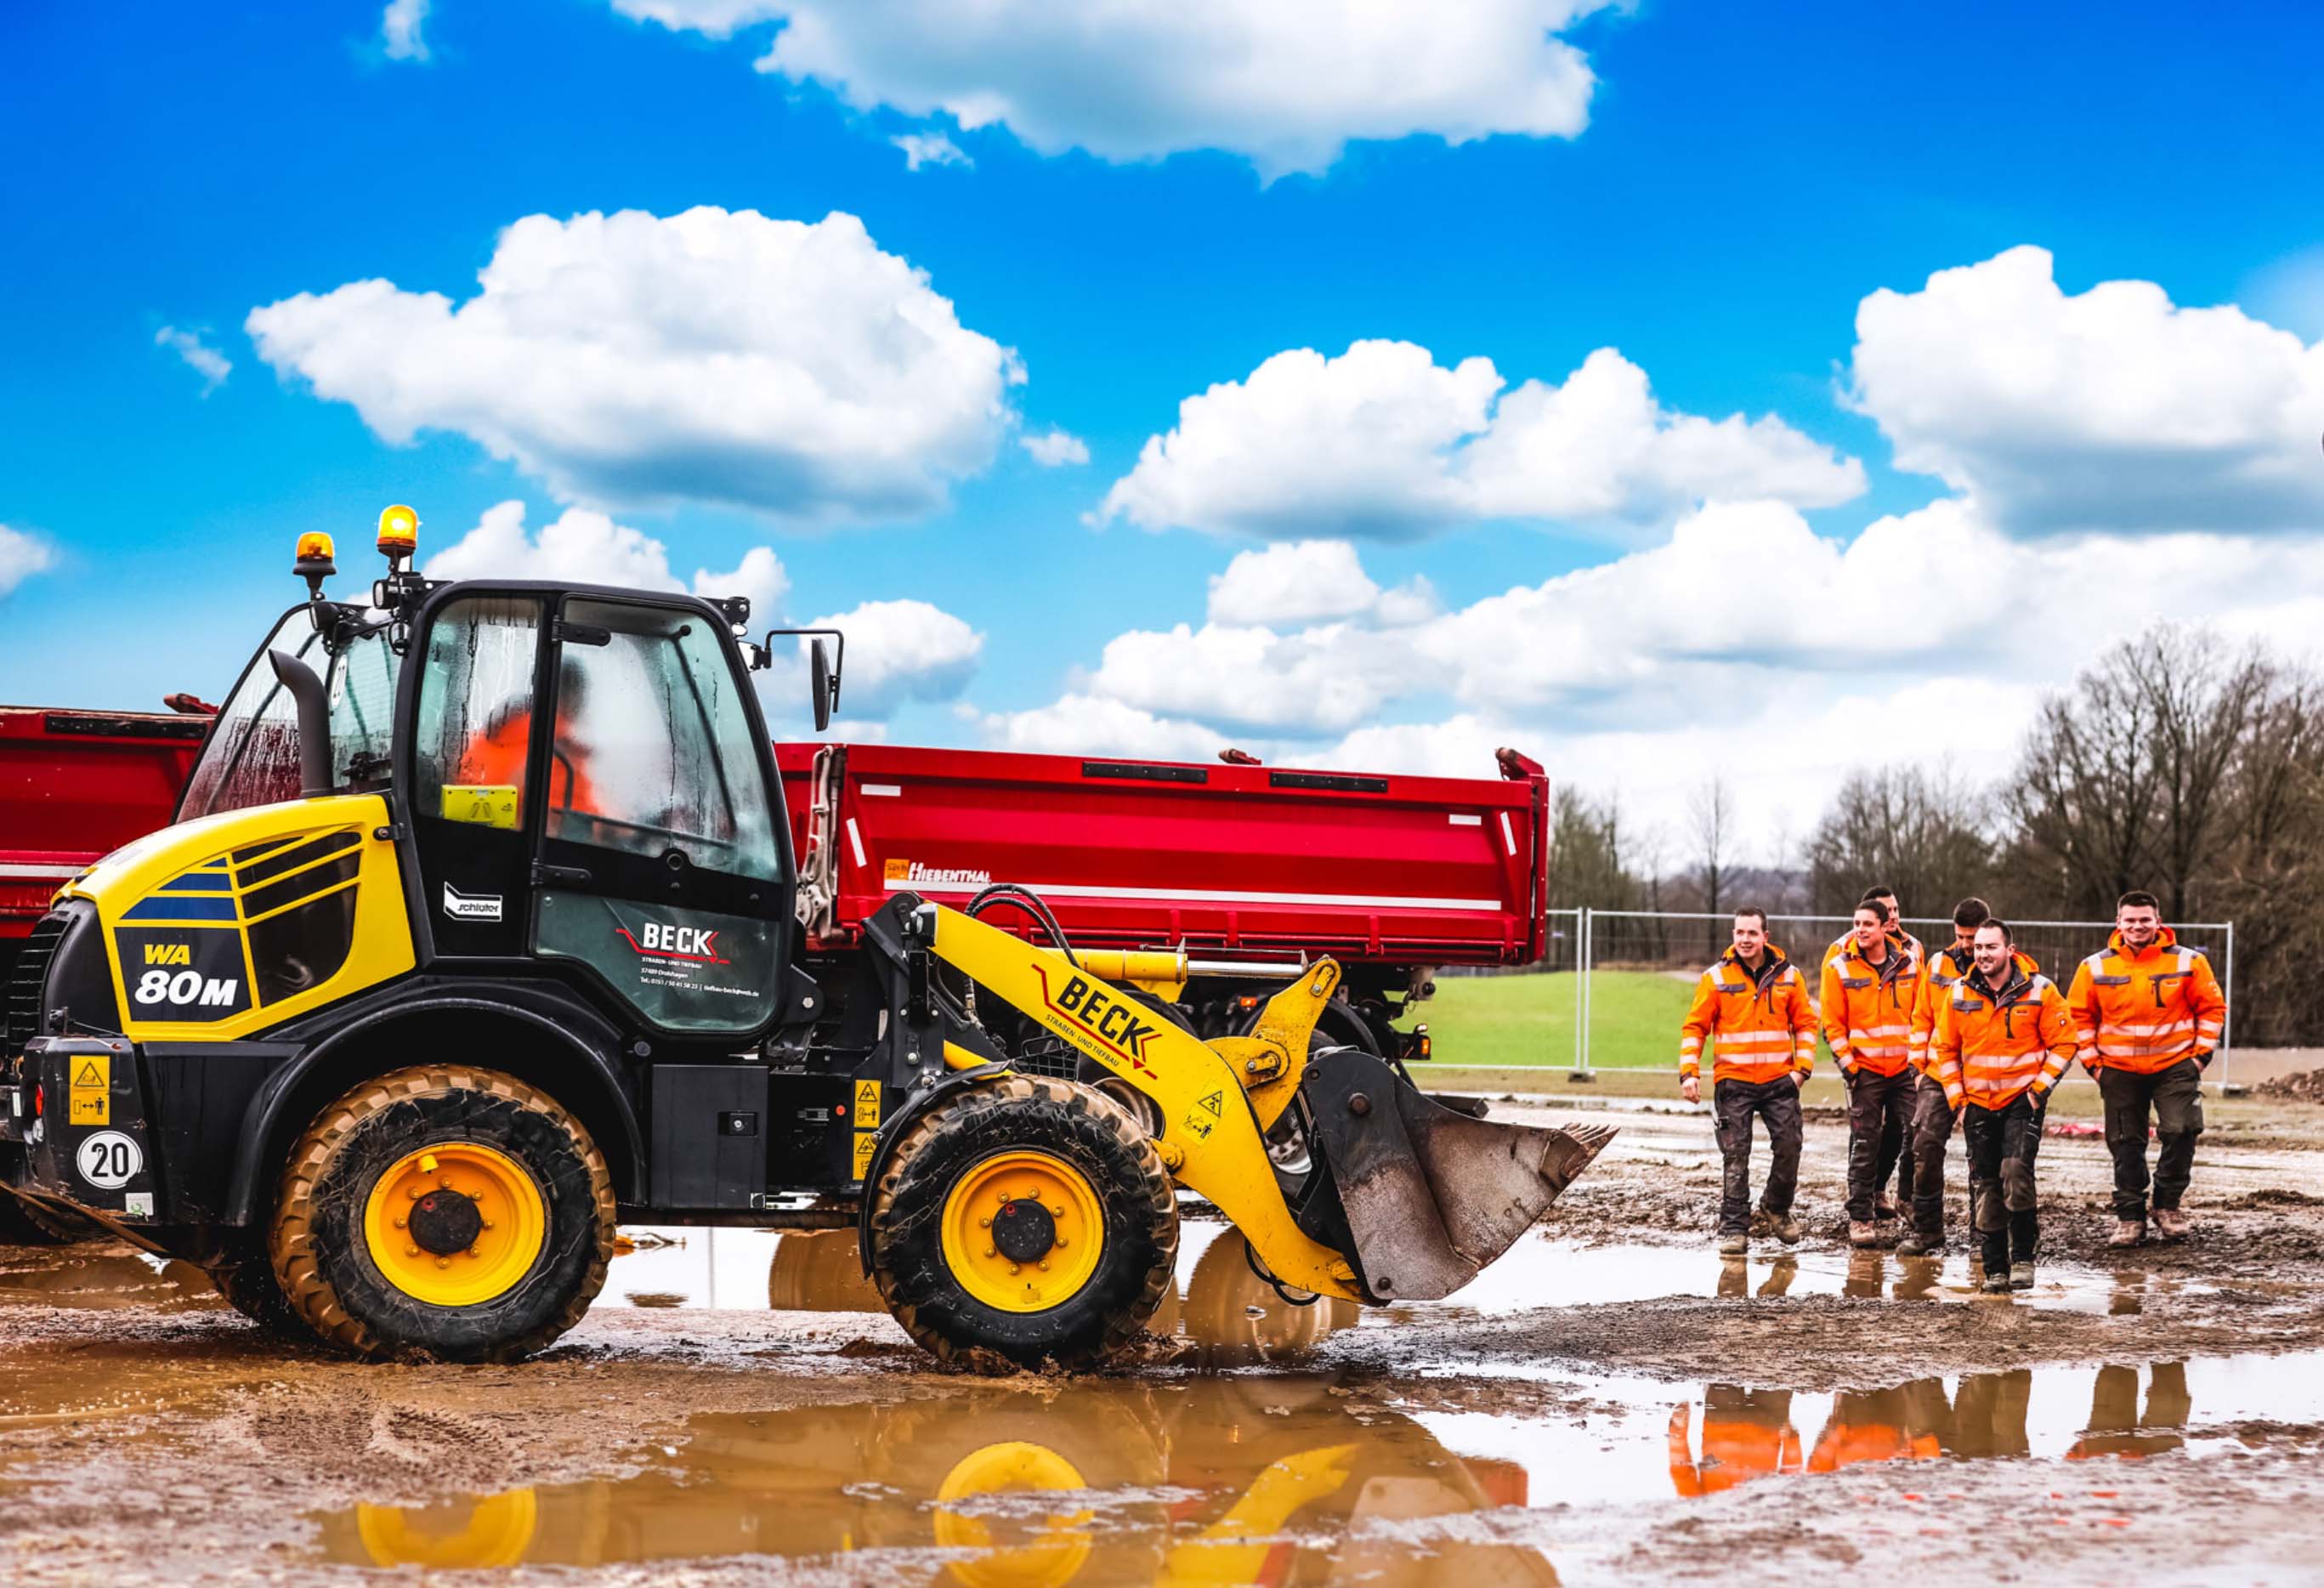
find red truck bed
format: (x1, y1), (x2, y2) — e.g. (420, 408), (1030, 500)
(0, 706), (208, 955)
(776, 743), (1550, 967)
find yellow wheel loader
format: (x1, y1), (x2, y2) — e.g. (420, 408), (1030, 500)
(0, 510), (1610, 1365)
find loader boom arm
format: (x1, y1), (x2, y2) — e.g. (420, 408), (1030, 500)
(917, 902), (1364, 1302)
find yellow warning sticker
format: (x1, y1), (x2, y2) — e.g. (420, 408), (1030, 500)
(69, 1055), (109, 1126)
(1180, 1109), (1215, 1141)
(441, 784), (519, 829)
(853, 1079), (882, 1129)
(851, 1130), (878, 1180)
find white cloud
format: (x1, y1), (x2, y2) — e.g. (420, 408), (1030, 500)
(154, 325), (230, 394)
(1207, 540), (1379, 625)
(247, 207), (1022, 522)
(381, 0), (431, 61)
(616, 0), (1616, 179)
(423, 500), (791, 622)
(0, 524), (58, 600)
(893, 131), (972, 172)
(973, 692), (1225, 762)
(1097, 341), (1864, 540)
(1019, 427), (1089, 468)
(1846, 245), (2324, 532)
(967, 500), (2324, 852)
(803, 598), (983, 717)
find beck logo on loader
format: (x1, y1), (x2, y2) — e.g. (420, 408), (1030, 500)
(1039, 967), (1161, 1073)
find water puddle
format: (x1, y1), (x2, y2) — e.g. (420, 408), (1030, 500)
(609, 1222), (2191, 1335)
(0, 1246), (222, 1313)
(315, 1351), (2324, 1576)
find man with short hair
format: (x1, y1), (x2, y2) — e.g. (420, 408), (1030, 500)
(1681, 908), (1818, 1255)
(2068, 891), (2228, 1246)
(1822, 899), (1923, 1248)
(1899, 897), (2026, 1256)
(1934, 919), (2077, 1293)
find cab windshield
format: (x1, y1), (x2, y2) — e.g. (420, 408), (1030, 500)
(178, 606), (402, 820)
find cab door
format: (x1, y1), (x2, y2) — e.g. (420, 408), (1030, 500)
(523, 596), (792, 1038)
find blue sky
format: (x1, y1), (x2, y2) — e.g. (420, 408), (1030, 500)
(5, 1), (2322, 848)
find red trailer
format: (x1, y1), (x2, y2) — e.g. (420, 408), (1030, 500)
(0, 705), (210, 983)
(778, 740), (1550, 1059)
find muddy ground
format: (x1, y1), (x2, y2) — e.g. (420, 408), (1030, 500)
(5, 1083), (2324, 1586)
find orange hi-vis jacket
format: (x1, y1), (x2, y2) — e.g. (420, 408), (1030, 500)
(1668, 1403), (1803, 1497)
(1933, 963), (2077, 1110)
(1912, 942), (2038, 1075)
(1680, 945), (1817, 1085)
(1820, 936), (1924, 1077)
(2066, 928), (2227, 1075)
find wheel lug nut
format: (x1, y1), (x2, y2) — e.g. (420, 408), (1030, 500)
(393, 1217), (406, 1229)
(468, 1248), (480, 1258)
(483, 1221), (495, 1230)
(979, 1217), (990, 1228)
(984, 1247), (995, 1257)
(1009, 1264), (1021, 1275)
(435, 1258), (450, 1269)
(1038, 1260), (1050, 1272)
(1051, 1205), (1065, 1217)
(1055, 1238), (1068, 1249)
(405, 1245), (418, 1257)
(407, 1186), (423, 1200)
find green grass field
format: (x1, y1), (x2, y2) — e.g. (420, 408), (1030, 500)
(1413, 968), (1697, 1070)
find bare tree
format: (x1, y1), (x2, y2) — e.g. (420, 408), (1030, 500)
(1688, 775), (1734, 956)
(1805, 763), (1994, 917)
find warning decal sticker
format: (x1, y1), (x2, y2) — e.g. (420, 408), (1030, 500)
(69, 1054), (111, 1126)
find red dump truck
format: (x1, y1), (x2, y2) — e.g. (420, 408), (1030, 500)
(1, 704), (212, 987)
(7, 715), (1546, 1065)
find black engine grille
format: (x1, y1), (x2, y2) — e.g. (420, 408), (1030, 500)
(2, 910), (66, 1055)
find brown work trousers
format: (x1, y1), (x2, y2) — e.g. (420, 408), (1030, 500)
(1905, 1071), (1956, 1241)
(1845, 1068), (1915, 1222)
(1714, 1076), (1802, 1235)
(2096, 1058), (2204, 1220)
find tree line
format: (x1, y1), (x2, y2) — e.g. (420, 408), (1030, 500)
(1543, 624), (2324, 1046)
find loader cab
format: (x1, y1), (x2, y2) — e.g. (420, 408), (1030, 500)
(399, 584), (796, 1039)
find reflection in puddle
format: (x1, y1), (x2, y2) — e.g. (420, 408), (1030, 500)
(320, 1353), (2324, 1576)
(316, 1378), (1558, 1581)
(0, 1248), (221, 1313)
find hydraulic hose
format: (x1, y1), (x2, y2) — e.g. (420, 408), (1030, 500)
(962, 883), (1080, 968)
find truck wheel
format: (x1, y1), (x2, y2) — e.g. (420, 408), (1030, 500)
(269, 1066), (615, 1363)
(208, 1234), (316, 1339)
(868, 1075), (1176, 1370)
(0, 1191), (99, 1246)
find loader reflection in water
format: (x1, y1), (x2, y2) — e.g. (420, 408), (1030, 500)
(328, 1230), (1550, 1581)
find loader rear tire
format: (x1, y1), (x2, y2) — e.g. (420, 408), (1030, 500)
(0, 1190), (102, 1246)
(869, 1075), (1176, 1370)
(269, 1066), (615, 1363)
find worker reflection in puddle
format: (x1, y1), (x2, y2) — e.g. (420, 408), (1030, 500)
(1948, 1369), (2033, 1460)
(1809, 1382), (1945, 1471)
(1669, 1387), (1802, 1495)
(1715, 1255), (1798, 1299)
(2068, 1362), (2190, 1460)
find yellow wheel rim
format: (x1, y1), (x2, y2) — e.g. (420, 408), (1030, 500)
(939, 1150), (1105, 1314)
(362, 1142), (547, 1307)
(933, 1441), (1092, 1588)
(354, 1489), (539, 1568)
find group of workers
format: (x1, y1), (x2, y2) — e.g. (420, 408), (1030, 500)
(1677, 888), (2227, 1293)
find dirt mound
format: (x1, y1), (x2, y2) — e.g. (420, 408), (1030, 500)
(2256, 1068), (2324, 1103)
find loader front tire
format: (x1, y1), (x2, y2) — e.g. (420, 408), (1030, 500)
(269, 1066), (615, 1363)
(869, 1075), (1176, 1370)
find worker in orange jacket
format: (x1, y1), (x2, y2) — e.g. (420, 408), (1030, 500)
(1900, 898), (2035, 1256)
(2066, 891), (2229, 1247)
(1822, 886), (1924, 1223)
(1668, 1387), (1802, 1496)
(1681, 908), (1817, 1255)
(1933, 919), (2077, 1292)
(1807, 1386), (1941, 1472)
(1822, 898), (1923, 1249)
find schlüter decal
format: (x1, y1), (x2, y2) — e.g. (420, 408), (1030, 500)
(442, 882), (505, 922)
(113, 927), (251, 1021)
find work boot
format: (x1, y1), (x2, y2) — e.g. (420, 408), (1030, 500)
(2009, 1262), (2038, 1291)
(1848, 1220), (1881, 1249)
(1979, 1271), (2013, 1295)
(1765, 1212), (1803, 1246)
(1895, 1230), (1943, 1257)
(1717, 1233), (1748, 1256)
(2154, 1208), (2191, 1241)
(1874, 1198), (1901, 1222)
(2107, 1219), (2146, 1249)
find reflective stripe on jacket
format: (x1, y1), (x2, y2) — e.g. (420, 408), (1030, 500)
(1933, 965), (2077, 1110)
(1680, 944), (1817, 1084)
(2066, 927), (2227, 1075)
(1820, 935), (1923, 1077)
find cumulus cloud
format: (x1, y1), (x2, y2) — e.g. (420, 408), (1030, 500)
(1846, 245), (2324, 532)
(381, 0), (430, 61)
(154, 325), (230, 394)
(802, 598), (983, 717)
(0, 524), (58, 601)
(1019, 428), (1089, 468)
(893, 131), (972, 171)
(422, 500), (793, 621)
(1203, 538), (1442, 627)
(615, 0), (1617, 179)
(247, 207), (1022, 522)
(1097, 341), (1864, 540)
(972, 692), (1226, 762)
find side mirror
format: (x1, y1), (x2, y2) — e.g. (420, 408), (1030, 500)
(809, 638), (833, 733)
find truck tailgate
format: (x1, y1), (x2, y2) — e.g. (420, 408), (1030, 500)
(777, 743), (1547, 967)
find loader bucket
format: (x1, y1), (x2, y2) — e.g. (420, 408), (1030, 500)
(1299, 1052), (1617, 1302)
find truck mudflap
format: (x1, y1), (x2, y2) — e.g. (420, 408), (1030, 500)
(1297, 1050), (1616, 1302)
(6, 1036), (163, 1223)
